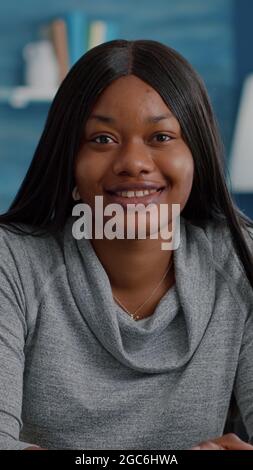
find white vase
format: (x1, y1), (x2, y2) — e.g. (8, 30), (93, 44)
(23, 40), (59, 88)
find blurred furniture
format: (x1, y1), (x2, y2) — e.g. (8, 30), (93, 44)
(230, 73), (253, 219)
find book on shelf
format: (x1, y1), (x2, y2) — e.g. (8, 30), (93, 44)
(41, 11), (119, 85)
(64, 10), (89, 68)
(87, 20), (119, 51)
(50, 19), (69, 82)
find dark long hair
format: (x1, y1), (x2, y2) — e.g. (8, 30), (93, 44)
(0, 39), (252, 288)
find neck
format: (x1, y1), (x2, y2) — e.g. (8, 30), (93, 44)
(90, 236), (174, 293)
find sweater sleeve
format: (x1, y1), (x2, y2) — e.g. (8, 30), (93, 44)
(233, 226), (253, 444)
(0, 229), (38, 449)
(233, 306), (253, 444)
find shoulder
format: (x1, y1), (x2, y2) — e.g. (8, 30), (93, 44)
(0, 222), (64, 282)
(183, 216), (253, 294)
(202, 217), (253, 265)
(182, 217), (231, 261)
(0, 221), (60, 252)
(185, 219), (253, 289)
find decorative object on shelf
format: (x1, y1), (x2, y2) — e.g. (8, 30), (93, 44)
(230, 73), (253, 192)
(0, 11), (119, 107)
(23, 39), (59, 89)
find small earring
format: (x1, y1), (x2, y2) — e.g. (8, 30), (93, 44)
(72, 186), (80, 201)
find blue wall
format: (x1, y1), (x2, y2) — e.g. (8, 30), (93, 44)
(0, 0), (252, 218)
(234, 0), (253, 86)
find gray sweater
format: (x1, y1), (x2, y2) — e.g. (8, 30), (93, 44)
(0, 214), (253, 450)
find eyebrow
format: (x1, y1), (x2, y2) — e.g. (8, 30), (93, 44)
(88, 112), (173, 124)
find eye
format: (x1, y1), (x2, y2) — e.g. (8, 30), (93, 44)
(153, 133), (172, 143)
(90, 134), (114, 144)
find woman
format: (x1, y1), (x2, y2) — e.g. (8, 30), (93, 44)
(0, 39), (252, 451)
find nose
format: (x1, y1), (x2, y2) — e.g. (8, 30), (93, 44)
(112, 140), (156, 177)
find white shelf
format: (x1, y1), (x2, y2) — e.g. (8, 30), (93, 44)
(0, 86), (57, 108)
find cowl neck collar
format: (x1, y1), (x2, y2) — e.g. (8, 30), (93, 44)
(63, 215), (215, 373)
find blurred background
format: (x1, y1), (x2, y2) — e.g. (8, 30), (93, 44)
(0, 0), (252, 217)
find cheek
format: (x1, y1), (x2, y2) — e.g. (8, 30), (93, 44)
(162, 150), (194, 208)
(74, 152), (111, 209)
(74, 153), (104, 189)
(163, 151), (194, 186)
(178, 157), (194, 191)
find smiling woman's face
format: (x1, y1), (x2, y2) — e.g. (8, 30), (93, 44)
(74, 74), (194, 237)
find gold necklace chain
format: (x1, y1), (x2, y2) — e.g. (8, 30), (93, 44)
(112, 257), (173, 321)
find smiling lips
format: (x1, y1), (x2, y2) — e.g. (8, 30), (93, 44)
(104, 181), (167, 207)
(105, 187), (166, 208)
(114, 188), (158, 197)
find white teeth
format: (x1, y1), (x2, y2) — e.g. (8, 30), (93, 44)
(115, 189), (158, 197)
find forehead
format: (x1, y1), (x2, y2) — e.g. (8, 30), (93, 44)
(94, 75), (166, 107)
(87, 75), (175, 122)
